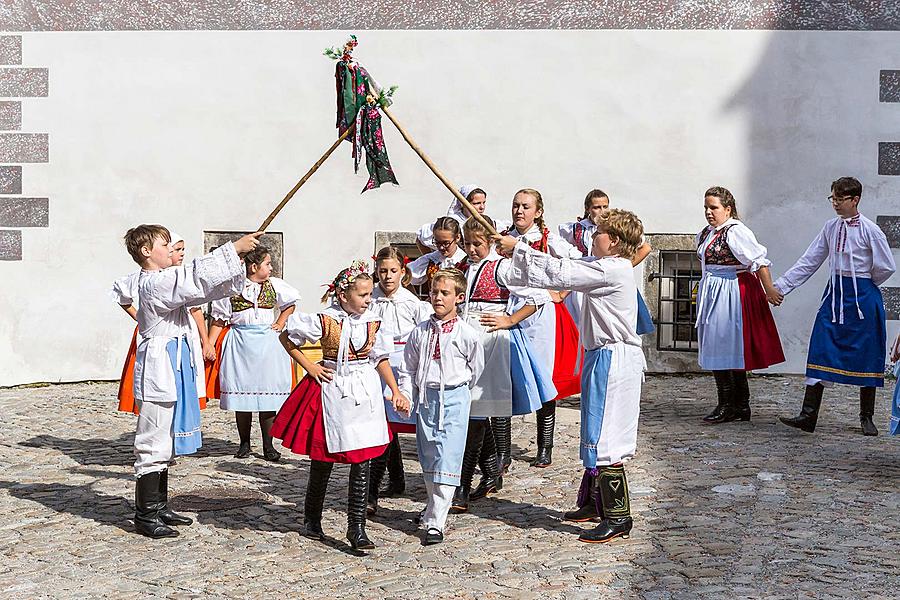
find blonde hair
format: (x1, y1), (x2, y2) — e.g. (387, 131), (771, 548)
(124, 224), (170, 265)
(374, 246), (412, 287)
(431, 268), (467, 296)
(593, 209), (644, 259)
(462, 215), (496, 241)
(514, 188), (547, 233)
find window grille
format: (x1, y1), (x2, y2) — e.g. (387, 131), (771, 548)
(650, 250), (701, 352)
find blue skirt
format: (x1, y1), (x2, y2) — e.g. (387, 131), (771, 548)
(166, 337), (202, 456)
(510, 325), (557, 415)
(416, 385), (471, 485)
(636, 291), (655, 335)
(806, 277), (886, 387)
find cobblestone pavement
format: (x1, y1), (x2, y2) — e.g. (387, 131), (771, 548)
(1, 375), (899, 599)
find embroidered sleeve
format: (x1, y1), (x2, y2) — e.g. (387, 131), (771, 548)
(507, 242), (613, 294)
(147, 243), (244, 312)
(773, 225), (830, 295)
(727, 223), (772, 272)
(284, 312), (323, 347)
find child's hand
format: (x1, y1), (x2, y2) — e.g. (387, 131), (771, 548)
(765, 287), (784, 306)
(549, 290), (565, 304)
(492, 234), (519, 257)
(306, 363), (335, 384)
(391, 391), (411, 417)
(271, 321), (285, 332)
(480, 313), (514, 332)
(234, 231), (265, 256)
(891, 336), (900, 362)
(202, 342), (216, 362)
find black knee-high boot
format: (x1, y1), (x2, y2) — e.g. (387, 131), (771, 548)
(384, 435), (406, 496)
(304, 460), (332, 540)
(860, 387), (878, 436)
(779, 383), (824, 433)
(259, 411), (280, 461)
(532, 402), (556, 467)
(578, 464), (632, 543)
(347, 460), (375, 550)
(729, 370), (751, 422)
(563, 468), (602, 522)
(471, 420), (503, 500)
(157, 468), (192, 526)
(234, 411), (252, 458)
(704, 370), (735, 424)
(451, 420), (485, 513)
(367, 446), (388, 515)
(490, 416), (512, 473)
(134, 470), (178, 538)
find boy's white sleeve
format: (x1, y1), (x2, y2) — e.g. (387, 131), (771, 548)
(506, 242), (609, 293)
(495, 258), (551, 305)
(773, 226), (829, 295)
(869, 226), (897, 286)
(150, 243), (244, 310)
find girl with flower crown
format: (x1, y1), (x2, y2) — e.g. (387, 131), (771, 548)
(271, 260), (410, 551)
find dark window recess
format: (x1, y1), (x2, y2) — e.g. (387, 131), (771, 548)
(650, 250), (701, 352)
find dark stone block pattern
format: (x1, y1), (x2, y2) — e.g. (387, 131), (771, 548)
(880, 70), (900, 103)
(0, 36), (20, 64)
(0, 101), (21, 130)
(883, 286), (900, 320)
(876, 216), (900, 248)
(0, 228), (21, 260)
(0, 133), (48, 163)
(0, 68), (49, 97)
(204, 231), (284, 278)
(0, 197), (48, 227)
(0, 166), (22, 194)
(878, 142), (900, 176)
(1, 1), (900, 31)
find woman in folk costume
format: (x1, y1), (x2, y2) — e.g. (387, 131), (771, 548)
(776, 177), (896, 436)
(408, 216), (468, 297)
(207, 245), (299, 461)
(367, 247), (433, 514)
(450, 217), (558, 513)
(110, 231), (209, 415)
(397, 269), (484, 545)
(694, 187), (785, 424)
(501, 188), (582, 470)
(271, 260), (410, 550)
(415, 184), (511, 253)
(559, 189), (655, 335)
(497, 208), (646, 544)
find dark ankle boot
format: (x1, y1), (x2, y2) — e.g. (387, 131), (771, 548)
(579, 464), (633, 543)
(134, 471), (178, 538)
(383, 435), (406, 496)
(704, 370), (736, 423)
(779, 384), (824, 433)
(368, 447), (388, 515)
(259, 411), (281, 462)
(451, 420), (484, 513)
(490, 417), (512, 473)
(859, 387), (878, 436)
(471, 422), (502, 501)
(234, 411), (252, 458)
(532, 402), (555, 467)
(729, 370), (751, 421)
(304, 460), (332, 540)
(346, 461), (375, 550)
(564, 468), (602, 522)
(157, 469), (192, 526)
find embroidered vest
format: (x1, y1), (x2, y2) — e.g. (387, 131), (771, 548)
(698, 225), (741, 266)
(573, 222), (590, 256)
(469, 260), (510, 304)
(230, 280), (276, 312)
(318, 314), (381, 362)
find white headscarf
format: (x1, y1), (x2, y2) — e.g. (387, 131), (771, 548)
(449, 184), (481, 215)
(168, 231), (184, 246)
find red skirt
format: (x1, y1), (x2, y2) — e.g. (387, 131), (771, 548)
(738, 272), (785, 371)
(116, 327), (140, 415)
(389, 422), (417, 435)
(552, 302), (582, 400)
(271, 376), (392, 464)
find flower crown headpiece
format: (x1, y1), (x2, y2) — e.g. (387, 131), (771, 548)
(325, 259), (369, 295)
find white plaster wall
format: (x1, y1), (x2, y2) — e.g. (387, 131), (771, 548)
(2, 29), (900, 385)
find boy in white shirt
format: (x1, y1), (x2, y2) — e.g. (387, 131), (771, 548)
(125, 224), (263, 538)
(774, 177), (896, 436)
(399, 268), (484, 545)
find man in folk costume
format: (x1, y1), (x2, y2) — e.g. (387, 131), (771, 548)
(776, 177), (896, 436)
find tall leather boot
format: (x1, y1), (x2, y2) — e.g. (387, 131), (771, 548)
(532, 402), (555, 467)
(779, 383), (824, 433)
(729, 370), (751, 422)
(134, 471), (178, 538)
(578, 464), (633, 543)
(367, 447), (388, 515)
(304, 460), (332, 540)
(451, 420), (485, 513)
(346, 460), (375, 550)
(563, 468), (602, 522)
(383, 435), (406, 496)
(471, 421), (503, 500)
(157, 469), (192, 526)
(859, 387), (878, 436)
(490, 417), (512, 473)
(704, 370), (736, 424)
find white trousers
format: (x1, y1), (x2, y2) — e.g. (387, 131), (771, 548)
(423, 480), (455, 532)
(134, 401), (175, 477)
